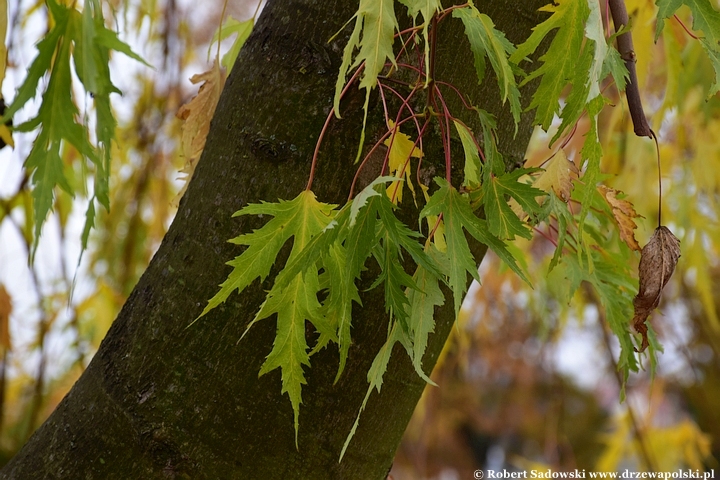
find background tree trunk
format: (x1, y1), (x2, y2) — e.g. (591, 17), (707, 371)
(1, 0), (545, 478)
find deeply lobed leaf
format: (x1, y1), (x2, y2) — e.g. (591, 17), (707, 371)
(421, 178), (529, 316)
(198, 191), (336, 318)
(454, 120), (482, 187)
(511, 0), (590, 131)
(480, 169), (544, 240)
(453, 5), (522, 126)
(4, 0), (147, 254)
(334, 0), (398, 117)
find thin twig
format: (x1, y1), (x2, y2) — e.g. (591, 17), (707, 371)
(306, 65), (364, 191)
(432, 85), (453, 182)
(347, 113), (424, 200)
(673, 14), (699, 40)
(5, 214), (51, 441)
(651, 132), (661, 227)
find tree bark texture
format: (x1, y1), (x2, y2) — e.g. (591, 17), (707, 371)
(2, 1), (546, 478)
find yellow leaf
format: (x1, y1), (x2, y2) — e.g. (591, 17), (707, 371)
(624, 0), (655, 89)
(384, 121), (422, 204)
(597, 412), (713, 471)
(0, 285), (12, 352)
(598, 185), (642, 252)
(534, 149), (578, 201)
(0, 123), (12, 149)
(173, 60), (226, 207)
(0, 1), (12, 150)
(687, 228), (720, 330)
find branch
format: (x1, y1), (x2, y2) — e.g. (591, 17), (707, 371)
(608, 0), (653, 138)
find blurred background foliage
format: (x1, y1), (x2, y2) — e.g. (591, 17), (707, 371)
(0, 0), (718, 477)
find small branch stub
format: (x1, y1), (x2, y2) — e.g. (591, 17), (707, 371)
(608, 0), (653, 138)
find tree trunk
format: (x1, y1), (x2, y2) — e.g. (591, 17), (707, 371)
(1, 0), (545, 478)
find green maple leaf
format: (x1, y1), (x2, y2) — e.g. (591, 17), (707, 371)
(550, 47), (592, 145)
(341, 246), (445, 460)
(371, 238), (418, 332)
(334, 0), (398, 117)
(538, 192), (576, 272)
(270, 181), (398, 384)
(0, 5), (67, 123)
(406, 253), (445, 382)
(511, 0), (590, 131)
(398, 0), (441, 83)
(656, 0), (683, 39)
(354, 0), (398, 93)
(18, 28), (94, 247)
(341, 322), (409, 460)
(198, 190), (336, 319)
(254, 273), (321, 446)
(420, 182), (479, 315)
(476, 109), (504, 179)
(481, 169), (543, 240)
(209, 16), (255, 72)
(376, 194), (442, 279)
(3, 0), (148, 252)
(345, 189), (382, 277)
(321, 187), (385, 379)
(577, 95), (605, 264)
(318, 241), (360, 382)
(420, 179), (529, 315)
(454, 119), (482, 187)
(702, 39), (720, 96)
(602, 43), (629, 92)
(655, 0), (720, 95)
(587, 252), (638, 372)
(656, 0), (720, 45)
(366, 189), (442, 334)
(453, 4), (521, 125)
(556, 251), (638, 388)
(584, 0), (608, 101)
(198, 190), (336, 444)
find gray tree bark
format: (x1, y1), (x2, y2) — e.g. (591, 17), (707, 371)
(1, 0), (545, 478)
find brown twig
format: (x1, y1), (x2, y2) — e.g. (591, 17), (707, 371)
(607, 0), (653, 138)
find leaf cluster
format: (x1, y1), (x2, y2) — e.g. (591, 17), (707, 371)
(194, 0), (692, 451)
(194, 0), (576, 449)
(1, 0), (147, 253)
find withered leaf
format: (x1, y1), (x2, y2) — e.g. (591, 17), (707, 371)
(632, 226), (680, 352)
(598, 185), (642, 251)
(172, 60), (226, 207)
(534, 149), (579, 202)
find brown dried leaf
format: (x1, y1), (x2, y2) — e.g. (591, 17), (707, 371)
(534, 149), (579, 201)
(173, 60), (226, 207)
(0, 285), (12, 352)
(632, 226), (681, 352)
(598, 185), (642, 251)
